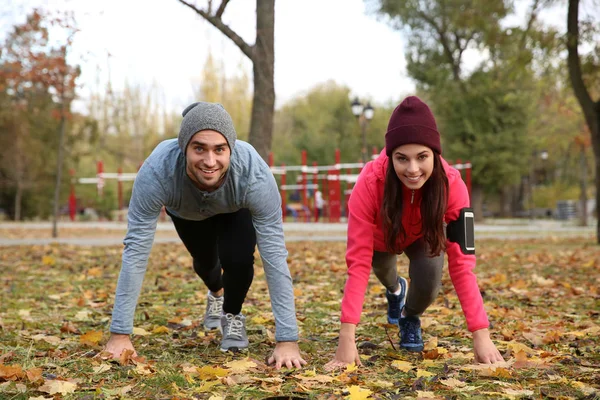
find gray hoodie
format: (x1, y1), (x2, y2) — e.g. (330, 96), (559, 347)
(109, 139), (298, 341)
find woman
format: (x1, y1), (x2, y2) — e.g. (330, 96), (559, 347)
(325, 96), (504, 370)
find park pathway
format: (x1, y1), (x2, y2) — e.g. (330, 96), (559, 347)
(0, 220), (595, 246)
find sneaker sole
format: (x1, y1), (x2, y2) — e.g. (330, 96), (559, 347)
(220, 346), (248, 353)
(400, 344), (424, 352)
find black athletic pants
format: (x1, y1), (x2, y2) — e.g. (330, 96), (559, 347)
(167, 209), (256, 315)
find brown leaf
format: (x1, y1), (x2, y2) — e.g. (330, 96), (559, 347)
(26, 367), (43, 383)
(119, 349), (135, 366)
(0, 364), (25, 381)
(60, 321), (80, 334)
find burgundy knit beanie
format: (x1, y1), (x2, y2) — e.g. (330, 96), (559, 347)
(385, 96), (441, 156)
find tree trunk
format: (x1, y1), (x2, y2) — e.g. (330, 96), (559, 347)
(248, 0), (275, 161)
(14, 133), (24, 221)
(14, 181), (22, 221)
(566, 0), (600, 243)
(52, 97), (67, 238)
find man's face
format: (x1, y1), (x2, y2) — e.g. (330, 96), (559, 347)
(185, 130), (231, 192)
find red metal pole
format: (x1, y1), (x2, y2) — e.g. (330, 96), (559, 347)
(281, 164), (287, 221)
(97, 160), (104, 198)
(313, 161), (319, 222)
(268, 152), (274, 167)
(329, 149), (342, 222)
(346, 168), (352, 219)
(301, 150), (308, 222)
(281, 164), (287, 222)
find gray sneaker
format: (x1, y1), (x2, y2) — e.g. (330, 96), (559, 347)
(220, 313), (249, 352)
(203, 292), (224, 331)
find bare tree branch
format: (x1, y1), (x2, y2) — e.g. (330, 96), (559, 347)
(176, 0), (254, 60)
(417, 9), (465, 91)
(216, 0), (230, 18)
(567, 0), (594, 112)
(519, 0), (542, 50)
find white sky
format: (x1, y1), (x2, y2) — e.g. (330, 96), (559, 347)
(3, 0), (577, 113)
(3, 0), (414, 112)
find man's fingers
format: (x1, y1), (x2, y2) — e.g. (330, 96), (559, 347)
(267, 355), (275, 365)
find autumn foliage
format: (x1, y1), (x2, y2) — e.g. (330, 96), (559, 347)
(0, 234), (599, 398)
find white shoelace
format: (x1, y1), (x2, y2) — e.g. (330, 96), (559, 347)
(225, 314), (244, 338)
(207, 295), (224, 318)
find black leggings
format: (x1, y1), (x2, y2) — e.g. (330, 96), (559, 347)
(168, 209), (256, 315)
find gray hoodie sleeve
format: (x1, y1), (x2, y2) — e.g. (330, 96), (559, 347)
(246, 167), (299, 342)
(109, 163), (167, 334)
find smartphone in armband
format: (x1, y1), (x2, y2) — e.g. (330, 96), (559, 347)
(447, 207), (476, 255)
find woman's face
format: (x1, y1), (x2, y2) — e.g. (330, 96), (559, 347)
(391, 144), (434, 190)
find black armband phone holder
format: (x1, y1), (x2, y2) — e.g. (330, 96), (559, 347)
(446, 207), (475, 255)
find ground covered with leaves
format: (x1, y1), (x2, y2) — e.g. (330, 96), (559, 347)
(1, 237), (599, 399)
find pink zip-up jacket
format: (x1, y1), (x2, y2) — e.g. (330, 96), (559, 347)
(340, 150), (489, 332)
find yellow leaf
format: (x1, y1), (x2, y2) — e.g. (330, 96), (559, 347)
(38, 380), (77, 395)
(507, 342), (536, 355)
(224, 359), (256, 372)
(74, 310), (90, 321)
(134, 363), (154, 375)
(391, 360), (414, 372)
(345, 362), (359, 373)
(423, 337), (438, 351)
(295, 373), (334, 383)
(87, 267), (102, 277)
(196, 380), (221, 392)
(31, 335), (62, 345)
(42, 256), (56, 266)
(152, 326), (170, 334)
(80, 330), (103, 346)
(346, 385), (372, 399)
(196, 365), (229, 380)
(415, 391), (437, 398)
(440, 378), (467, 388)
(132, 327), (151, 336)
(480, 367), (512, 378)
(367, 380), (393, 388)
(582, 259), (595, 267)
(416, 369), (435, 378)
(251, 315), (270, 324)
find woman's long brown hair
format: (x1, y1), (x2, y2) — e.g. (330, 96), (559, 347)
(381, 152), (449, 256)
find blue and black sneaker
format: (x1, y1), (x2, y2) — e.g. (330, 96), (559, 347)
(385, 277), (407, 325)
(399, 315), (424, 352)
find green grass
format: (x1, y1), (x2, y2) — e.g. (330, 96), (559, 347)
(1, 237), (599, 399)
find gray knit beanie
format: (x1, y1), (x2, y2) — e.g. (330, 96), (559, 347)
(178, 102), (237, 154)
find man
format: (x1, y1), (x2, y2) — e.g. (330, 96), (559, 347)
(104, 102), (306, 369)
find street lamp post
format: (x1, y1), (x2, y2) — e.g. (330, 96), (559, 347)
(351, 97), (374, 164)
